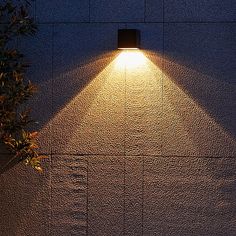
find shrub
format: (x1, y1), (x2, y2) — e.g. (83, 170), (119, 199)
(0, 0), (46, 173)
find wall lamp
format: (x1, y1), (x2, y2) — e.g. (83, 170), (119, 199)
(118, 29), (140, 50)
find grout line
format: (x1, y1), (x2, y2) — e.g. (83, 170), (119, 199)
(48, 147), (52, 236)
(161, 0), (165, 155)
(89, 0), (91, 23)
(163, 0), (165, 23)
(123, 48), (127, 236)
(151, 21), (236, 23)
(0, 152), (235, 159)
(86, 157), (89, 236)
(51, 24), (54, 156)
(141, 156), (144, 236)
(123, 156), (126, 236)
(144, 0), (146, 23)
(34, 0), (37, 22)
(31, 21), (236, 24)
(1, 21), (236, 26)
(124, 56), (127, 155)
(49, 23), (55, 236)
(28, 153), (236, 159)
(123, 44), (127, 236)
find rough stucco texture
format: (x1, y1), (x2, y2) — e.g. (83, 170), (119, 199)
(1, 1), (236, 236)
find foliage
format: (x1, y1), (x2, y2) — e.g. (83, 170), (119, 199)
(0, 0), (46, 172)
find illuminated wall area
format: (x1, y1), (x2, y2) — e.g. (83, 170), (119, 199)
(1, 1), (236, 235)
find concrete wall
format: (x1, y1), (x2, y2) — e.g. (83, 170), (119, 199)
(1, 1), (236, 235)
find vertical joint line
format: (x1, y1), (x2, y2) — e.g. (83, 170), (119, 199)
(89, 0), (91, 22)
(123, 157), (126, 236)
(86, 157), (89, 236)
(51, 24), (54, 155)
(144, 0), (146, 22)
(162, 0), (165, 28)
(141, 156), (144, 235)
(49, 23), (55, 236)
(161, 0), (165, 153)
(124, 63), (127, 156)
(123, 59), (127, 235)
(34, 0), (37, 23)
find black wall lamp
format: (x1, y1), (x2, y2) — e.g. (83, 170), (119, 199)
(118, 29), (140, 49)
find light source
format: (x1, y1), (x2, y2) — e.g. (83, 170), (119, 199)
(118, 29), (140, 49)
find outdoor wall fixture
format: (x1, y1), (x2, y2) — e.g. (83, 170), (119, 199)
(118, 29), (140, 49)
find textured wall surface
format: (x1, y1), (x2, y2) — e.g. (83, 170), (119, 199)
(1, 0), (236, 235)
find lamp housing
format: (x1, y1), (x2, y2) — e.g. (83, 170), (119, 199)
(118, 29), (140, 49)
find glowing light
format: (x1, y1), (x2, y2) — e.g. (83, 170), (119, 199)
(115, 50), (147, 69)
(38, 51), (236, 157)
(118, 48), (139, 50)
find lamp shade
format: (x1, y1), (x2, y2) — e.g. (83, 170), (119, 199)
(118, 29), (140, 49)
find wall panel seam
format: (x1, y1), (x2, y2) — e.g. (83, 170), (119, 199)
(33, 21), (236, 24)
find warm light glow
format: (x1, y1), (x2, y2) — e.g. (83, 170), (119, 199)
(118, 48), (139, 50)
(38, 50), (236, 157)
(115, 50), (147, 69)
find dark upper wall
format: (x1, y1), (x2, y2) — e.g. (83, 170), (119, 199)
(34, 0), (236, 23)
(1, 1), (236, 236)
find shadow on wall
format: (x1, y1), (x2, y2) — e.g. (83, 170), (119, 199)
(39, 50), (126, 155)
(162, 55), (236, 140)
(145, 50), (236, 156)
(36, 50), (120, 129)
(0, 51), (119, 173)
